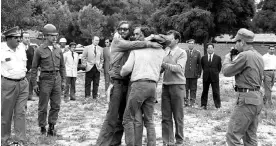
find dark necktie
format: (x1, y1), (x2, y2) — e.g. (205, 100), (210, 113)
(94, 46), (97, 55)
(71, 51), (74, 60)
(208, 55), (212, 64)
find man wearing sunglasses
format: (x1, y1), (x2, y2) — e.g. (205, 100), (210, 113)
(222, 28), (264, 146)
(96, 21), (162, 146)
(31, 24), (66, 136)
(1, 26), (28, 146)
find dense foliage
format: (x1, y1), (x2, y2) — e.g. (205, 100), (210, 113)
(2, 0), (270, 47)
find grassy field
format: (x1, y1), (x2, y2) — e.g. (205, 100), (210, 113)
(6, 44), (276, 146)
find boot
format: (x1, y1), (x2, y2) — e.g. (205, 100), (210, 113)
(47, 124), (56, 136)
(41, 127), (46, 135)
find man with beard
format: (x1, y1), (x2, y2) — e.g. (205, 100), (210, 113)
(1, 26), (28, 146)
(95, 21), (162, 146)
(121, 26), (165, 146)
(31, 24), (66, 136)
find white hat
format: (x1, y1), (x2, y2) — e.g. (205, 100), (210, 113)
(59, 38), (67, 43)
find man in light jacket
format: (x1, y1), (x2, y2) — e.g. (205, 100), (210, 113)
(64, 42), (79, 101)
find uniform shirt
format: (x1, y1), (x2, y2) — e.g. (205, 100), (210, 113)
(121, 48), (165, 82)
(1, 42), (27, 79)
(109, 37), (152, 80)
(185, 49), (201, 78)
(31, 42), (66, 87)
(262, 53), (276, 70)
(82, 44), (104, 72)
(222, 46), (264, 105)
(162, 45), (187, 85)
(64, 50), (79, 77)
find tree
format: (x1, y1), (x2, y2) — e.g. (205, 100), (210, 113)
(1, 0), (33, 31)
(44, 1), (73, 35)
(78, 4), (106, 39)
(252, 0), (276, 33)
(149, 0), (255, 54)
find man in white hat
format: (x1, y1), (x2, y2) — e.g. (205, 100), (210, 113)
(222, 28), (264, 145)
(59, 37), (68, 53)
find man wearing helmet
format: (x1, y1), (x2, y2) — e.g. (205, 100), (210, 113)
(59, 37), (68, 53)
(31, 24), (66, 136)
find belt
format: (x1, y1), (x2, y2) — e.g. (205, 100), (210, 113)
(41, 70), (59, 73)
(111, 78), (129, 85)
(236, 87), (260, 92)
(264, 69), (276, 71)
(1, 76), (25, 82)
(134, 79), (156, 83)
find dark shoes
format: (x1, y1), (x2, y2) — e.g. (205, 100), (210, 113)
(41, 124), (56, 136)
(41, 127), (46, 135)
(201, 106), (207, 110)
(47, 124), (56, 136)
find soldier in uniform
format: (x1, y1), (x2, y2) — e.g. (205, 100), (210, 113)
(184, 39), (201, 107)
(31, 24), (66, 136)
(222, 28), (264, 145)
(1, 26), (28, 145)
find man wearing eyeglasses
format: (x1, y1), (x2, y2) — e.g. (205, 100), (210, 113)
(222, 28), (264, 146)
(31, 24), (66, 136)
(96, 21), (162, 146)
(103, 38), (111, 91)
(1, 26), (28, 146)
(262, 45), (276, 106)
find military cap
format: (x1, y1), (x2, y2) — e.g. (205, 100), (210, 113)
(3, 26), (21, 37)
(69, 42), (77, 46)
(232, 28), (254, 42)
(186, 39), (195, 43)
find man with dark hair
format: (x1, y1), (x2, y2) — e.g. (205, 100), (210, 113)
(103, 38), (111, 91)
(161, 30), (186, 146)
(200, 43), (222, 110)
(31, 24), (66, 136)
(1, 26), (28, 146)
(82, 36), (104, 99)
(185, 39), (201, 107)
(96, 21), (162, 146)
(262, 45), (276, 106)
(22, 32), (36, 101)
(222, 28), (264, 146)
(64, 42), (79, 101)
(121, 26), (165, 145)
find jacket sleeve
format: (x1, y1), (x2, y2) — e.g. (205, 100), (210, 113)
(100, 47), (104, 69)
(218, 56), (222, 72)
(59, 50), (66, 83)
(162, 51), (187, 73)
(31, 49), (41, 87)
(82, 47), (88, 66)
(111, 38), (159, 52)
(222, 53), (246, 77)
(197, 51), (202, 76)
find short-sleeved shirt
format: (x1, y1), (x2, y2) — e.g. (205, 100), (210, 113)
(1, 42), (27, 79)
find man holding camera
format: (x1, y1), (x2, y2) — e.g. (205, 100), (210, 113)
(262, 45), (276, 106)
(222, 28), (264, 145)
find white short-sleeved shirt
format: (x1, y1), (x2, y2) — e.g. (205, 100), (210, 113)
(1, 42), (27, 79)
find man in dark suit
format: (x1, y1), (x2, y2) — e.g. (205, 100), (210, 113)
(200, 43), (222, 109)
(22, 32), (35, 101)
(185, 39), (201, 107)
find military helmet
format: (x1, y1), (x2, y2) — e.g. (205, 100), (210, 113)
(42, 24), (58, 36)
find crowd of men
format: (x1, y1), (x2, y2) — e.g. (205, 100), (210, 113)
(1, 20), (276, 146)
